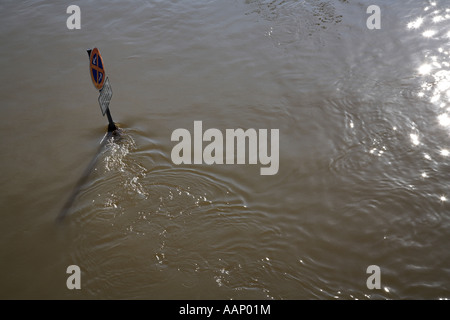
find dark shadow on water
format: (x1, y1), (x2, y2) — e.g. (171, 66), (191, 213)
(56, 127), (123, 223)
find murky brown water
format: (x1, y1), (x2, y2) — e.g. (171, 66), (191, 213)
(1, 0), (450, 299)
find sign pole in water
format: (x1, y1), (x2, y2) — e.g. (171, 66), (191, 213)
(87, 48), (117, 132)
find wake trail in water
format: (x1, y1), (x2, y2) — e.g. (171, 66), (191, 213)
(56, 129), (123, 223)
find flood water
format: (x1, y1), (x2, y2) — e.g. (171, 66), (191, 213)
(1, 0), (450, 299)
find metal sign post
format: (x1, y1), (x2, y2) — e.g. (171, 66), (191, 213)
(57, 48), (120, 222)
(87, 48), (117, 132)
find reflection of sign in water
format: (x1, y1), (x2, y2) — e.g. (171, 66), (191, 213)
(98, 77), (112, 116)
(89, 48), (105, 90)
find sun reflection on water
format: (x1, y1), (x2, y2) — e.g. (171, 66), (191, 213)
(411, 7), (450, 134)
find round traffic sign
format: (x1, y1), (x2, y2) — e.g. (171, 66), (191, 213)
(89, 48), (105, 90)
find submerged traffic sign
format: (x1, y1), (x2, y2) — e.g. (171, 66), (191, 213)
(98, 77), (112, 116)
(89, 48), (105, 90)
(87, 48), (117, 132)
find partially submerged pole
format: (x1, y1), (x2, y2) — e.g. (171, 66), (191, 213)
(57, 48), (119, 222)
(105, 109), (116, 132)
